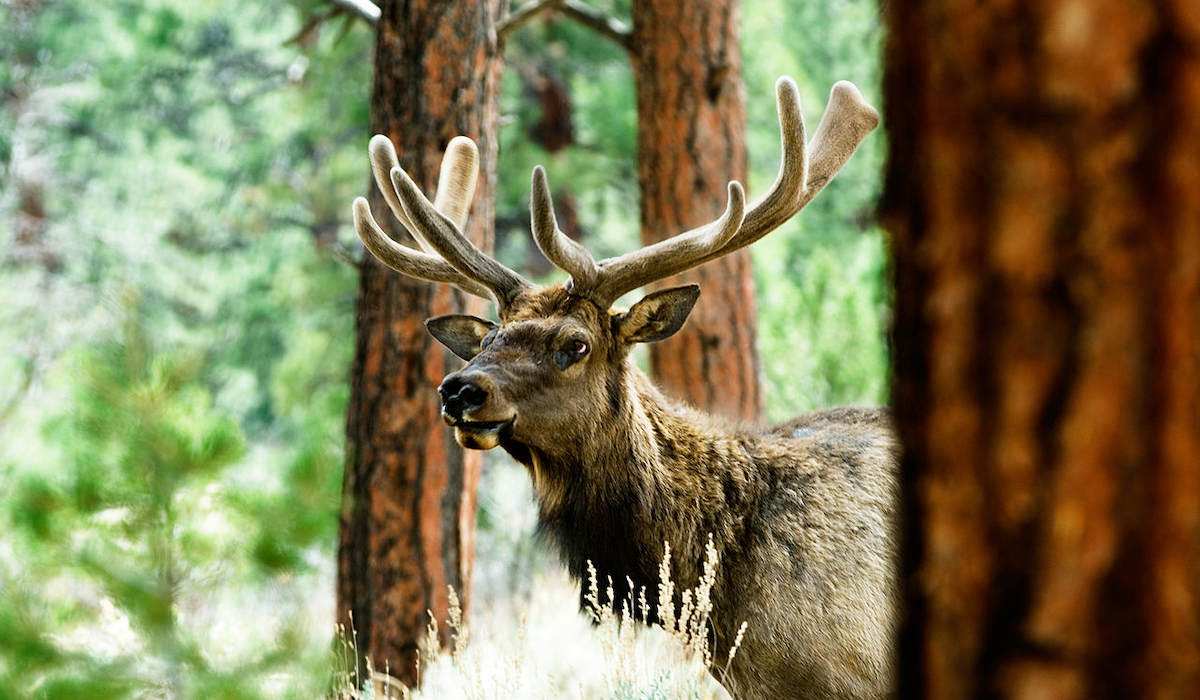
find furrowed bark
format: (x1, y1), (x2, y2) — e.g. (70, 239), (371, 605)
(883, 1), (1200, 698)
(339, 0), (502, 687)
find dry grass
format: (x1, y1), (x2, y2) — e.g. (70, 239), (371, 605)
(334, 539), (742, 700)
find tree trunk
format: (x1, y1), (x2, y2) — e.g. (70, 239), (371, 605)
(630, 0), (760, 422)
(882, 2), (1200, 698)
(339, 0), (503, 687)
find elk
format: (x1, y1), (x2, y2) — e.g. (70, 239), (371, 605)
(351, 78), (898, 700)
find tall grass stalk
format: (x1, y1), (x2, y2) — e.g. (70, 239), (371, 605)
(334, 540), (741, 700)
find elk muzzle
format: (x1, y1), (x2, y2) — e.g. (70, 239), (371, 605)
(437, 371), (512, 450)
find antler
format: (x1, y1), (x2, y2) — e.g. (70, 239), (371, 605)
(354, 77), (879, 314)
(531, 165), (746, 302)
(533, 77), (880, 308)
(352, 135), (533, 309)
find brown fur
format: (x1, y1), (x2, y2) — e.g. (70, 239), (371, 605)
(432, 285), (899, 700)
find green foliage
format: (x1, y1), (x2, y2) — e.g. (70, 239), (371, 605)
(0, 0), (359, 525)
(1, 0), (361, 696)
(1, 298), (330, 699)
(757, 227), (889, 419)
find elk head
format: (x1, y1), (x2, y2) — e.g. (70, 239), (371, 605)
(351, 78), (879, 454)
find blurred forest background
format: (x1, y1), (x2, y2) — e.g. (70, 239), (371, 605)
(0, 0), (884, 697)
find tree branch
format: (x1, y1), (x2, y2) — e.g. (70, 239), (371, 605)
(559, 0), (632, 52)
(495, 0), (631, 52)
(329, 0), (380, 25)
(330, 241), (362, 270)
(496, 0), (566, 41)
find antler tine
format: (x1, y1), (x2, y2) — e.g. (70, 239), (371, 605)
(369, 135), (480, 255)
(565, 77), (876, 307)
(368, 135), (422, 249)
(719, 78), (879, 255)
(360, 135), (505, 302)
(795, 80), (880, 205)
(352, 197), (494, 299)
(530, 166), (599, 292)
(391, 166), (533, 308)
(432, 136), (479, 231)
(586, 181), (746, 306)
(726, 76), (809, 250)
(558, 77), (806, 306)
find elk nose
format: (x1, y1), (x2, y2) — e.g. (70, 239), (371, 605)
(438, 375), (488, 421)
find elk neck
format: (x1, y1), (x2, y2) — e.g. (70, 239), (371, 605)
(501, 359), (771, 615)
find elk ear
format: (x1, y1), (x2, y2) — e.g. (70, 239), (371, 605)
(426, 315), (497, 361)
(614, 284), (701, 345)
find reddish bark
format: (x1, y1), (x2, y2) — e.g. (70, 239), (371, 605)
(630, 0), (761, 422)
(883, 1), (1200, 698)
(338, 0), (502, 687)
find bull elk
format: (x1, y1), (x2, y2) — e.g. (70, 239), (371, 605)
(351, 78), (898, 700)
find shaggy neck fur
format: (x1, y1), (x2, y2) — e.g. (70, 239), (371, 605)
(501, 359), (770, 621)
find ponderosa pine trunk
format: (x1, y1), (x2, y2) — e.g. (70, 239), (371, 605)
(339, 0), (502, 687)
(630, 0), (760, 422)
(882, 2), (1200, 698)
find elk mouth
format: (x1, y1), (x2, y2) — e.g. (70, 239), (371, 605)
(450, 418), (514, 451)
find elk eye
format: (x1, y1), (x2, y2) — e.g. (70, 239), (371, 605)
(480, 330), (497, 349)
(554, 339), (589, 370)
